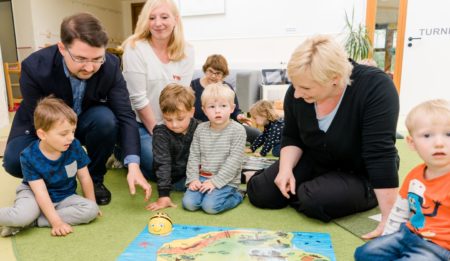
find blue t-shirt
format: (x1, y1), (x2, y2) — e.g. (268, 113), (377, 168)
(21, 139), (90, 203)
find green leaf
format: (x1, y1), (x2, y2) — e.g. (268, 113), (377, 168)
(343, 8), (372, 61)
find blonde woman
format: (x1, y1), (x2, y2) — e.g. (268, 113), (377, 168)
(247, 35), (400, 240)
(121, 0), (195, 180)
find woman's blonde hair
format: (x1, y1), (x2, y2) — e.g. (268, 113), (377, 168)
(122, 0), (186, 61)
(287, 35), (353, 87)
(249, 100), (280, 122)
(405, 99), (450, 135)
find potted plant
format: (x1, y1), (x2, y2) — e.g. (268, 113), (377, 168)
(344, 10), (372, 62)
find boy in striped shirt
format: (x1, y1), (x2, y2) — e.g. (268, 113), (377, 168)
(182, 83), (246, 214)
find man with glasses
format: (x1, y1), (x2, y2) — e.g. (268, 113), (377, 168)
(3, 12), (151, 206)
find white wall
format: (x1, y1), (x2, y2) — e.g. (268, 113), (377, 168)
(11, 0), (35, 61)
(184, 0), (366, 69)
(396, 0), (450, 133)
(121, 0), (367, 69)
(11, 0), (124, 61)
(121, 0), (144, 39)
(0, 45), (10, 128)
(9, 0), (368, 69)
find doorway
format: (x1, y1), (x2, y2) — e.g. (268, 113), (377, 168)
(0, 0), (18, 63)
(131, 3), (144, 33)
(368, 0), (450, 131)
(394, 0), (450, 130)
(366, 0), (401, 81)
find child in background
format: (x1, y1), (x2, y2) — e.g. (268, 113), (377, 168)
(147, 84), (199, 211)
(190, 54), (260, 143)
(182, 83), (246, 214)
(0, 97), (99, 237)
(354, 99), (450, 260)
(245, 100), (284, 157)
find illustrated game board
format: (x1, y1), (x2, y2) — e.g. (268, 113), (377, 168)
(118, 224), (335, 261)
(242, 156), (276, 171)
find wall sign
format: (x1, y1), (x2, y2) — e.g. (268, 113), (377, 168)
(178, 0), (225, 16)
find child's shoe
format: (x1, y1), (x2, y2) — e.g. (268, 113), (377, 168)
(106, 154), (124, 169)
(238, 189), (247, 199)
(0, 226), (21, 237)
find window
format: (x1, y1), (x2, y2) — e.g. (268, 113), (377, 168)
(261, 69), (287, 85)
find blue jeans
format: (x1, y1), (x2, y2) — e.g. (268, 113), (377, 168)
(272, 143), (281, 157)
(3, 106), (117, 183)
(354, 224), (450, 261)
(138, 124), (154, 181)
(114, 123), (154, 181)
(182, 177), (243, 214)
(172, 177), (186, 192)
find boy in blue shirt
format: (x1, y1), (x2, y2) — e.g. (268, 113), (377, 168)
(0, 97), (99, 237)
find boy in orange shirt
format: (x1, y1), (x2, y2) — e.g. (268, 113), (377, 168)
(355, 99), (450, 260)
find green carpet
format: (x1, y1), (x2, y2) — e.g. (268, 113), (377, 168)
(333, 208), (381, 238)
(12, 140), (420, 261)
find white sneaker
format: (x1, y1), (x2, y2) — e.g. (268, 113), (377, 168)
(112, 160), (124, 169)
(106, 155), (124, 169)
(0, 226), (21, 237)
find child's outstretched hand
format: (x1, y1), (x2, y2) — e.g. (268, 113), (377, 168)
(237, 114), (253, 126)
(244, 148), (252, 153)
(188, 180), (202, 191)
(51, 221), (73, 237)
(146, 197), (177, 211)
(199, 180), (215, 193)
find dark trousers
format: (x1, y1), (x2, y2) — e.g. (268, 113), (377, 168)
(247, 157), (378, 222)
(3, 106), (118, 184)
(244, 125), (261, 144)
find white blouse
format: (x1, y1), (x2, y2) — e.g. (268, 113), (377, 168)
(122, 40), (195, 123)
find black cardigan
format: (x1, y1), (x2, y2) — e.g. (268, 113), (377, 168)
(282, 62), (399, 189)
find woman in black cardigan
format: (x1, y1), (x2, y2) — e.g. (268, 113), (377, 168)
(247, 35), (399, 239)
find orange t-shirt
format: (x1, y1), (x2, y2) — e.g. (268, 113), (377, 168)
(400, 163), (450, 250)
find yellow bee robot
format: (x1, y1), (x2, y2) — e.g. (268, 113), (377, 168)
(148, 212), (173, 235)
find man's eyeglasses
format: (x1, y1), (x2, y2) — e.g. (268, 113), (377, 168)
(65, 46), (105, 64)
(206, 68), (224, 77)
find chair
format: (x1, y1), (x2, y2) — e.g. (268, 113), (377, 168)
(235, 70), (261, 112)
(3, 62), (22, 111)
(106, 47), (123, 69)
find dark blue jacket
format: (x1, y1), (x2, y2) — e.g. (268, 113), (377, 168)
(8, 45), (140, 157)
